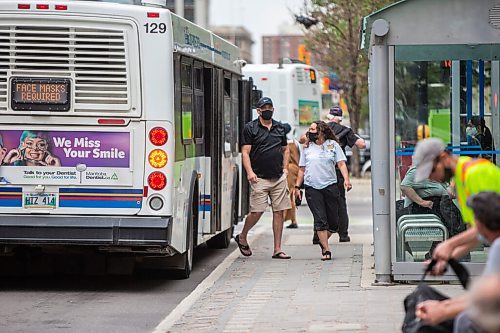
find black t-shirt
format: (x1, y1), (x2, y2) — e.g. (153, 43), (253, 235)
(241, 119), (287, 179)
(328, 122), (359, 153)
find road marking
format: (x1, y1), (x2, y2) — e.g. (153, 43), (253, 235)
(152, 226), (266, 333)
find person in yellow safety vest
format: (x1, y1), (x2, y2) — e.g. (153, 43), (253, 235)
(413, 138), (500, 275)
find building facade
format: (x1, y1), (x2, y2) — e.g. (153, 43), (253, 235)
(211, 26), (254, 64)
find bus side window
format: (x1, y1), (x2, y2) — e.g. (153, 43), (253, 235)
(181, 58), (193, 143)
(223, 75), (231, 157)
(193, 61), (204, 143)
(231, 75), (239, 156)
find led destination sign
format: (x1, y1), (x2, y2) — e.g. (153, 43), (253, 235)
(11, 78), (71, 111)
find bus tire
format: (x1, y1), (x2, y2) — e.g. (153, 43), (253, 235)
(176, 188), (197, 279)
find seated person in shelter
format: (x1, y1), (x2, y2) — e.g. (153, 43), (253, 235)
(400, 166), (467, 239)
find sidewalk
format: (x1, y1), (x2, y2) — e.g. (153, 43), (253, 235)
(157, 179), (463, 333)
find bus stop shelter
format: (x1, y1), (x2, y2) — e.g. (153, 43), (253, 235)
(361, 0), (500, 282)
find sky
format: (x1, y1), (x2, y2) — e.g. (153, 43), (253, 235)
(209, 0), (307, 64)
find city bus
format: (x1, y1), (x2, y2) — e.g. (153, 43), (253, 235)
(0, 0), (252, 278)
(242, 61), (322, 135)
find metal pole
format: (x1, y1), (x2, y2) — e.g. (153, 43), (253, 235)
(175, 0), (184, 18)
(370, 43), (391, 284)
(194, 0), (208, 28)
(452, 61), (461, 148)
(491, 61), (500, 167)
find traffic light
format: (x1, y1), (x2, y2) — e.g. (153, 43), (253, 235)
(298, 44), (311, 65)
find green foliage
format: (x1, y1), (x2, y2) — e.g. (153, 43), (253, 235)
(304, 0), (396, 129)
(303, 0), (397, 175)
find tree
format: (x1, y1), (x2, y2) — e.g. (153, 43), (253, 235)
(302, 0), (396, 177)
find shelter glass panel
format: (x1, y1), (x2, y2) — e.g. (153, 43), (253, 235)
(393, 55), (492, 264)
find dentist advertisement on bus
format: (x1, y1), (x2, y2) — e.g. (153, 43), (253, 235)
(0, 130), (131, 185)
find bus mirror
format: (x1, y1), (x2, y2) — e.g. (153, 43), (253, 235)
(252, 89), (263, 108)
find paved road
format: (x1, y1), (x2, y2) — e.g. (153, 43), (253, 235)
(0, 243), (237, 333)
(0, 178), (376, 333)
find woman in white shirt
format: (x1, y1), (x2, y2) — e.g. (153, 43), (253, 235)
(294, 121), (352, 260)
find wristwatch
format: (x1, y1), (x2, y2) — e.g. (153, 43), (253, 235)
(294, 185), (301, 189)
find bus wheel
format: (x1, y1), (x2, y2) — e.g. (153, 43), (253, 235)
(206, 226), (233, 249)
(177, 196), (196, 279)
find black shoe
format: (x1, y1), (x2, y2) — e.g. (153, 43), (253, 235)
(312, 232), (319, 245)
(286, 223), (298, 229)
(339, 235), (351, 243)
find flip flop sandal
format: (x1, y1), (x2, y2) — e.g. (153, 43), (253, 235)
(272, 251), (291, 259)
(234, 234), (252, 257)
(321, 251), (332, 261)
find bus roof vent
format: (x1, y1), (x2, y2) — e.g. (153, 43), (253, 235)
(0, 23), (131, 112)
(141, 0), (166, 7)
(295, 68), (306, 83)
(489, 5), (500, 29)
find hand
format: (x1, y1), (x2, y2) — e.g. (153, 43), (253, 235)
(415, 300), (448, 325)
(0, 147), (6, 165)
(3, 149), (22, 164)
(447, 189), (456, 199)
(247, 171), (258, 184)
(432, 240), (453, 262)
(294, 188), (302, 201)
(283, 169), (289, 176)
(44, 153), (61, 167)
(344, 179), (352, 192)
(419, 200), (433, 209)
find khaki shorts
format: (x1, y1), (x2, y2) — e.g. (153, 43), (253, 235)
(249, 173), (291, 213)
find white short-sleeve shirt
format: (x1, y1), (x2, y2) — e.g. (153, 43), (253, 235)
(299, 139), (346, 189)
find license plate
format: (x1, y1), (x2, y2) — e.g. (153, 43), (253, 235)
(24, 193), (57, 209)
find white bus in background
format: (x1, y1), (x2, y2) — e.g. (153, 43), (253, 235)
(242, 61), (322, 135)
(0, 0), (252, 278)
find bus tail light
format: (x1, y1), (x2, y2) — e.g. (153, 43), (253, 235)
(55, 5), (67, 10)
(18, 4), (30, 9)
(148, 149), (167, 168)
(149, 127), (168, 146)
(36, 4), (49, 9)
(148, 171), (166, 190)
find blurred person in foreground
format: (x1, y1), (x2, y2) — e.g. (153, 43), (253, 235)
(299, 106), (365, 243)
(294, 121), (351, 260)
(415, 191), (500, 331)
(463, 274), (500, 333)
(235, 97), (292, 260)
(282, 123), (301, 229)
(412, 138), (500, 275)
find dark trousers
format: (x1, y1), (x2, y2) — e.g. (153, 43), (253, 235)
(336, 169), (349, 237)
(305, 183), (340, 232)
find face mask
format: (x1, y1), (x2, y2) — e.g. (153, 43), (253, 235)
(260, 110), (273, 120)
(477, 233), (491, 246)
(307, 132), (319, 143)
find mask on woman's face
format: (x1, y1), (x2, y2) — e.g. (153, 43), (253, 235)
(260, 110), (273, 120)
(307, 131), (319, 143)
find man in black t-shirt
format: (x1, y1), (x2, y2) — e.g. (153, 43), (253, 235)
(234, 97), (292, 260)
(327, 106), (365, 242)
